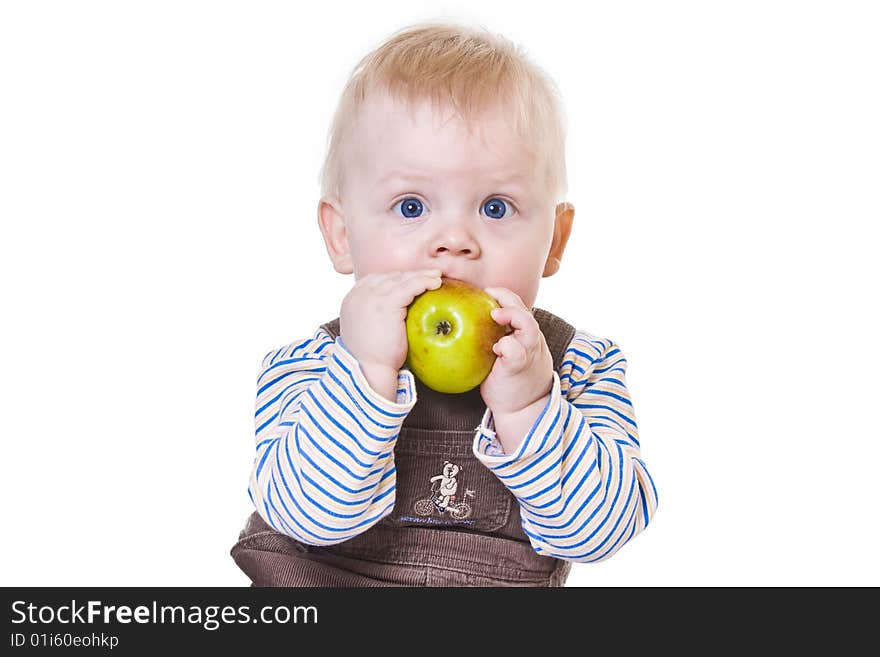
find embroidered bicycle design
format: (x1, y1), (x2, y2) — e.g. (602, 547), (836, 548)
(413, 460), (475, 520)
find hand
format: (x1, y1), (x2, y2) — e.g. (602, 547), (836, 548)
(339, 270), (442, 397)
(479, 287), (554, 417)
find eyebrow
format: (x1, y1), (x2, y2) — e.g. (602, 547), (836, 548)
(376, 170), (529, 190)
(377, 171), (431, 186)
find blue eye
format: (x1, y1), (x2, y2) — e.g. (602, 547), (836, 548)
(482, 197), (510, 220)
(395, 197), (424, 219)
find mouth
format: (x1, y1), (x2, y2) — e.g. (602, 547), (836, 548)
(440, 272), (478, 287)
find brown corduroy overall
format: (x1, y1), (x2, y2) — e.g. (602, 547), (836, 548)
(231, 307), (576, 587)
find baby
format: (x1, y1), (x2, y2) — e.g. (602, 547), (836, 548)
(231, 21), (658, 587)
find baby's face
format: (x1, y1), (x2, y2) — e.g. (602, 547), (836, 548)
(321, 89), (567, 308)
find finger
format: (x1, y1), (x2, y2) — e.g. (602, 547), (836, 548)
(483, 286), (528, 310)
(404, 269), (443, 291)
(360, 270), (402, 289)
(492, 334), (527, 365)
(377, 269), (441, 292)
(490, 306), (538, 342)
(408, 268), (443, 281)
(393, 271), (443, 305)
(491, 308), (542, 355)
(382, 269), (442, 283)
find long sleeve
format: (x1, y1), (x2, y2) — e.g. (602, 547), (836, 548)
(472, 331), (658, 563)
(249, 328), (417, 546)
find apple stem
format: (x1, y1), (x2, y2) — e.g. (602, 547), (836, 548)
(435, 320), (452, 336)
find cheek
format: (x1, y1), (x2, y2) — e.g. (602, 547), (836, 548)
(352, 233), (421, 274)
(485, 258), (542, 306)
(485, 234), (552, 304)
(516, 278), (542, 309)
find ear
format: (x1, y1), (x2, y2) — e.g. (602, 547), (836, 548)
(317, 196), (354, 274)
(542, 202), (575, 277)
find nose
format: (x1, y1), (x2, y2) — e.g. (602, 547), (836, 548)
(428, 221), (481, 259)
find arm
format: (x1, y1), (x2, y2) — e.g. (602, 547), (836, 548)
(248, 328), (417, 546)
(473, 332), (659, 562)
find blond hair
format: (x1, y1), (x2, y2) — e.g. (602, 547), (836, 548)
(318, 21), (568, 203)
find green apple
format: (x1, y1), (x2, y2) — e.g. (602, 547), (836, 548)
(405, 277), (510, 394)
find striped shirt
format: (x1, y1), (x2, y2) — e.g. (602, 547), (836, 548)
(249, 326), (658, 563)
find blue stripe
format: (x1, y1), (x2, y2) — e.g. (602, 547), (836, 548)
(290, 338), (319, 359)
(327, 358), (409, 421)
(254, 439), (276, 479)
(503, 451), (565, 491)
(300, 402), (392, 469)
(318, 376), (400, 435)
(515, 415), (593, 510)
(280, 436), (356, 510)
(292, 438), (396, 505)
(304, 388), (388, 457)
(274, 442), (377, 520)
(589, 414), (639, 446)
(579, 481), (638, 560)
(595, 377), (625, 388)
(592, 364), (625, 376)
(255, 412), (278, 437)
(277, 378), (322, 417)
(559, 359), (586, 374)
(538, 442), (632, 551)
(638, 483), (649, 526)
(491, 398), (559, 474)
(575, 403), (637, 429)
(586, 388), (633, 407)
(533, 497), (638, 563)
(567, 348), (596, 363)
(523, 466), (599, 516)
(491, 418), (560, 482)
(297, 420), (380, 481)
(266, 474), (321, 541)
(256, 389), (286, 418)
(256, 377), (319, 419)
(560, 414), (590, 488)
(269, 472), (327, 542)
(258, 364), (326, 395)
(596, 507), (639, 560)
(595, 415), (638, 444)
(635, 457), (658, 507)
(293, 426), (391, 496)
(519, 481), (562, 508)
(268, 346), (286, 366)
(266, 485), (303, 540)
(313, 338), (332, 354)
(269, 452), (390, 539)
(262, 500), (279, 532)
(559, 442), (594, 495)
(522, 441), (610, 531)
(565, 377), (589, 389)
(255, 437), (275, 451)
(526, 474), (609, 537)
(523, 472), (635, 561)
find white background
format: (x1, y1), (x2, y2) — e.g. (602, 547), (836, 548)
(1, 0), (877, 587)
